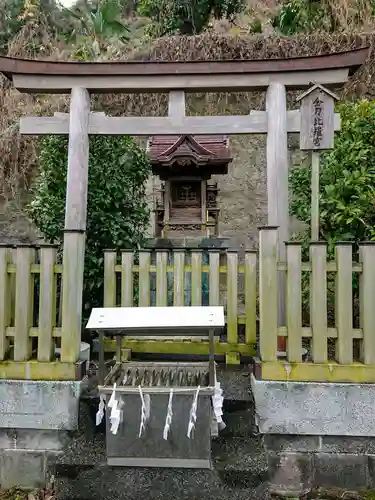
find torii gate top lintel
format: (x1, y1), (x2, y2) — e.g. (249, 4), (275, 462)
(0, 47), (368, 93)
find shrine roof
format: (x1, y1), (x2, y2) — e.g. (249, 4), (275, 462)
(147, 135), (232, 166)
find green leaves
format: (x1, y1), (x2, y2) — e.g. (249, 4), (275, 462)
(290, 100), (375, 250)
(272, 0), (333, 34)
(66, 0), (130, 58)
(28, 135), (151, 322)
(138, 0), (245, 36)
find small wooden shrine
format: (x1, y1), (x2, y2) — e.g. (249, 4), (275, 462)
(147, 135), (232, 238)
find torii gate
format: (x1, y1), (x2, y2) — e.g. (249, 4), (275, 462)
(0, 48), (367, 362)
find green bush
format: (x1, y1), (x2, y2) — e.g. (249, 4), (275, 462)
(138, 0), (246, 36)
(28, 135), (150, 321)
(290, 100), (375, 253)
(272, 0), (332, 34)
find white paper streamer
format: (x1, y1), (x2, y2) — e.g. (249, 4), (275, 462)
(138, 386), (151, 437)
(212, 380), (226, 431)
(163, 388), (174, 440)
(110, 398), (122, 435)
(187, 385), (200, 438)
(108, 383), (117, 408)
(96, 394), (106, 426)
(105, 383), (123, 435)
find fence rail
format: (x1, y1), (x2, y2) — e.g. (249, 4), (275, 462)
(258, 228), (375, 383)
(4, 227), (375, 381)
(0, 245), (80, 380)
(103, 248), (257, 363)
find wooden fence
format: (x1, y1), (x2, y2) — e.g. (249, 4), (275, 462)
(3, 227), (375, 382)
(104, 228), (375, 381)
(0, 245), (80, 380)
(258, 227), (375, 383)
(103, 248), (257, 363)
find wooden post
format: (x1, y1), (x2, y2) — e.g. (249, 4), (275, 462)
(244, 251), (257, 345)
(359, 242), (375, 365)
(168, 90), (185, 119)
(286, 242), (302, 362)
(38, 245), (57, 362)
(335, 243), (353, 364)
(266, 83), (289, 352)
(121, 251), (133, 307)
(226, 250), (238, 345)
(298, 84), (338, 241)
(208, 250), (220, 306)
(138, 250), (151, 307)
(156, 250), (168, 306)
(14, 246), (35, 361)
(0, 247), (11, 360)
(201, 180), (207, 231)
(191, 250), (202, 306)
(164, 181), (171, 237)
(173, 250), (185, 307)
(61, 87), (90, 363)
(311, 152), (320, 241)
(310, 242), (328, 363)
(104, 250), (117, 307)
(259, 228), (278, 361)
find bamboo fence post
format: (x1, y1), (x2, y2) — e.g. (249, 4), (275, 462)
(0, 247), (11, 360)
(208, 250), (220, 306)
(359, 242), (375, 365)
(156, 250), (168, 307)
(335, 243), (353, 364)
(259, 228), (278, 361)
(286, 242), (302, 362)
(104, 250), (117, 307)
(227, 250), (238, 345)
(191, 250), (203, 306)
(310, 242), (328, 363)
(38, 245), (57, 362)
(14, 246), (35, 361)
(173, 250), (185, 307)
(244, 251), (257, 345)
(121, 251), (133, 307)
(138, 250), (151, 307)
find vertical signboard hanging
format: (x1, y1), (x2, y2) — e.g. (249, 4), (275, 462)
(297, 84), (339, 241)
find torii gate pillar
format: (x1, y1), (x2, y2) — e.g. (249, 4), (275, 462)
(266, 83), (289, 328)
(61, 87), (90, 362)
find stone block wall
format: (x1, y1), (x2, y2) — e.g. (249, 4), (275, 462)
(251, 374), (375, 496)
(0, 380), (83, 490)
(265, 435), (375, 496)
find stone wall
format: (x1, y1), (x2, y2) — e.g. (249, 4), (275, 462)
(251, 373), (375, 496)
(0, 379), (83, 489)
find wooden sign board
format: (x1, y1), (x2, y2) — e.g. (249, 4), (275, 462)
(298, 84), (338, 151)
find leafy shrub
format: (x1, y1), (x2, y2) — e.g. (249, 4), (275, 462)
(138, 0), (246, 36)
(28, 135), (151, 321)
(290, 100), (375, 252)
(272, 0), (333, 34)
(290, 100), (375, 329)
